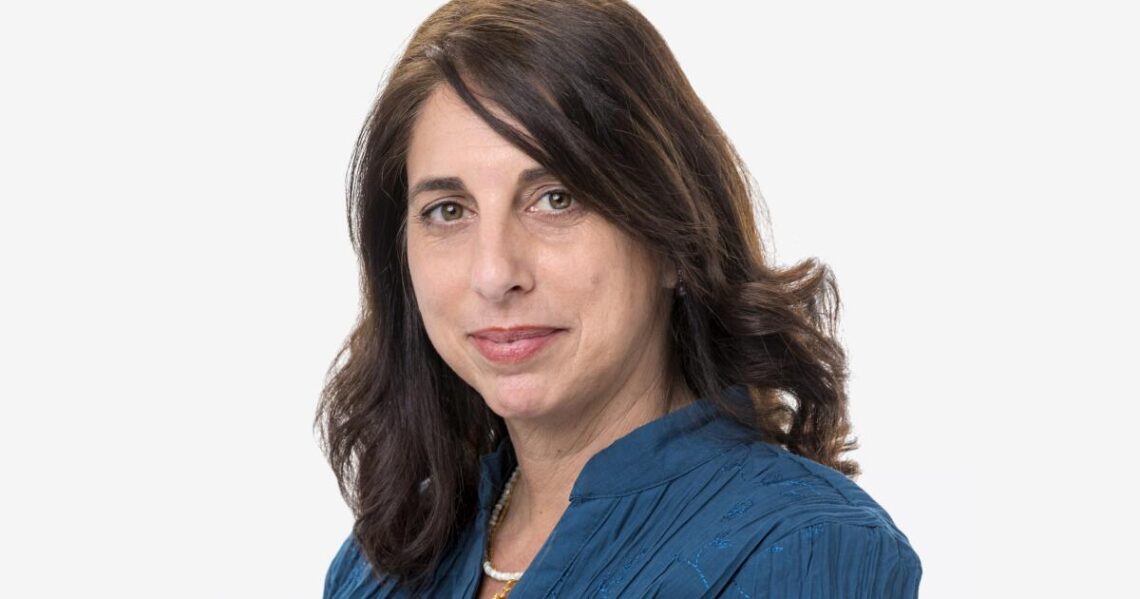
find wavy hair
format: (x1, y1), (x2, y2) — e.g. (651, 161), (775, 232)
(316, 0), (859, 592)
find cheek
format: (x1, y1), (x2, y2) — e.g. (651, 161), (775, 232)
(406, 238), (464, 334)
(562, 234), (660, 331)
(408, 263), (470, 374)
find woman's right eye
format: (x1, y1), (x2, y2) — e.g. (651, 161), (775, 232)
(421, 201), (466, 223)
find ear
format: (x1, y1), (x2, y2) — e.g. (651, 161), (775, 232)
(650, 248), (681, 293)
(663, 260), (681, 291)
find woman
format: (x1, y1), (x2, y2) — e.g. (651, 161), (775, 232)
(318, 1), (922, 597)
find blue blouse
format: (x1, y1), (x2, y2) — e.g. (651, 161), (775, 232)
(324, 384), (922, 597)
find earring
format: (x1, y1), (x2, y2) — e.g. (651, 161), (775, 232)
(675, 266), (687, 297)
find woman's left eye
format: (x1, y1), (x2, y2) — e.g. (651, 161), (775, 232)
(533, 189), (575, 212)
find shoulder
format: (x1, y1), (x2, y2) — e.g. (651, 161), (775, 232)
(695, 440), (922, 596)
(707, 436), (910, 533)
(727, 517), (923, 598)
(323, 533), (400, 599)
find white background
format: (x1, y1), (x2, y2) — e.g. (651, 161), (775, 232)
(1, 1), (1136, 597)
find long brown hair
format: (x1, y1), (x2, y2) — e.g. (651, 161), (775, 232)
(316, 0), (858, 592)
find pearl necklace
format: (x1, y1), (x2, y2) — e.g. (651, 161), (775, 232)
(483, 465), (524, 591)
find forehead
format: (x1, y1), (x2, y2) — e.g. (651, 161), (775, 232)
(405, 84), (535, 180)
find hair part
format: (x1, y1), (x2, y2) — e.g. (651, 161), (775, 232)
(316, 0), (858, 592)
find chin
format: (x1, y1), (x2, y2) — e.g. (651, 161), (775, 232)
(476, 374), (563, 420)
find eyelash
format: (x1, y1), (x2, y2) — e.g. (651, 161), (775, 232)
(416, 188), (579, 226)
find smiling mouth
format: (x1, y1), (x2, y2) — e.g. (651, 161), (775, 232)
(468, 327), (564, 364)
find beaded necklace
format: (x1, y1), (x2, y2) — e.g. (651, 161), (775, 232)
(483, 466), (523, 598)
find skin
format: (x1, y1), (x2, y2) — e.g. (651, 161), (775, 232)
(404, 83), (694, 597)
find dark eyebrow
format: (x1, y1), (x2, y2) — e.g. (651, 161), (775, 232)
(517, 166), (552, 186)
(407, 166), (553, 202)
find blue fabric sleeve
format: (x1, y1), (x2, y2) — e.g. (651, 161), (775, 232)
(324, 533), (402, 598)
(323, 534), (357, 599)
(732, 522), (922, 598)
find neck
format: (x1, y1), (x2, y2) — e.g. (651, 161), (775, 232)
(500, 374), (695, 535)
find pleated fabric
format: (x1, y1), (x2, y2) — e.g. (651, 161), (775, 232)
(324, 384), (922, 598)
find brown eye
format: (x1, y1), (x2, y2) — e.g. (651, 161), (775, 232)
(440, 203), (464, 221)
(423, 201), (465, 223)
(535, 189), (574, 212)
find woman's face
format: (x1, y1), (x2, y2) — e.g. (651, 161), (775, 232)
(405, 84), (675, 424)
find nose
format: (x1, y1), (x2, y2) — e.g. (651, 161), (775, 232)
(469, 212), (535, 303)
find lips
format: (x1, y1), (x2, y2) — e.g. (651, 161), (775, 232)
(471, 327), (560, 343)
(468, 326), (564, 364)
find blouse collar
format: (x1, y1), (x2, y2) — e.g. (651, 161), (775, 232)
(477, 383), (756, 508)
